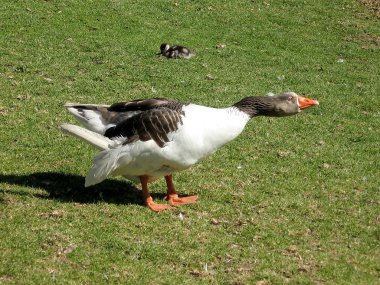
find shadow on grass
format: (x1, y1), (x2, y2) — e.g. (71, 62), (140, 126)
(0, 172), (166, 206)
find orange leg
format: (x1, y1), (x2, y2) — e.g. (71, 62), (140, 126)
(140, 175), (174, 212)
(164, 175), (198, 206)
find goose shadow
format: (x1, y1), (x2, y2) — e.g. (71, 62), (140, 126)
(0, 172), (167, 205)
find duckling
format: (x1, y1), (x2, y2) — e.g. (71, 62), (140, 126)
(159, 43), (193, 59)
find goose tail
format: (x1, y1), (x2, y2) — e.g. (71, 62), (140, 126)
(64, 103), (110, 134)
(60, 123), (127, 187)
(84, 148), (122, 187)
(60, 123), (112, 151)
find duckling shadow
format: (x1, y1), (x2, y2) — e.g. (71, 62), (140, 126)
(0, 172), (166, 205)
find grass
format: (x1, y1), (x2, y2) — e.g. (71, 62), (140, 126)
(1, 0), (379, 284)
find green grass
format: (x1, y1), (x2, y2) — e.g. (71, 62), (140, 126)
(1, 0), (379, 284)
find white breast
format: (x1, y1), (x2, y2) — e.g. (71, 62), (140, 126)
(161, 104), (250, 167)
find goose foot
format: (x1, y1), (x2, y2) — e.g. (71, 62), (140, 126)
(164, 175), (198, 206)
(165, 194), (198, 206)
(140, 175), (175, 212)
(145, 197), (175, 212)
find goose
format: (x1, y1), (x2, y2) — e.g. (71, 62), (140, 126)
(158, 43), (193, 59)
(60, 92), (319, 212)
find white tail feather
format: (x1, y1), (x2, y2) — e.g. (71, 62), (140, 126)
(64, 103), (111, 134)
(84, 149), (122, 187)
(64, 103), (110, 108)
(60, 123), (129, 187)
(60, 123), (112, 150)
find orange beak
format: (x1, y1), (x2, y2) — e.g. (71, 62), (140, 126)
(298, 95), (319, 110)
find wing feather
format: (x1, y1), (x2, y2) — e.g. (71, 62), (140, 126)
(104, 107), (185, 148)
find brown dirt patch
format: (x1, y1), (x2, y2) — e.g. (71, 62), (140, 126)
(344, 33), (380, 49)
(359, 0), (380, 17)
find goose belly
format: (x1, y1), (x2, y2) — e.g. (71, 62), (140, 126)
(110, 141), (191, 179)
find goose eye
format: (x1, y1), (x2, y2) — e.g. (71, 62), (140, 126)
(287, 96), (293, 102)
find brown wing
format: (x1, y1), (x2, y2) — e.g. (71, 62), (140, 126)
(103, 98), (187, 124)
(108, 98), (185, 113)
(104, 107), (185, 148)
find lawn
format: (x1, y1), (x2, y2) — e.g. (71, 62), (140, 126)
(0, 0), (379, 284)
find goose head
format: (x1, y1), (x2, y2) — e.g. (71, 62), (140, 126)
(234, 92), (319, 117)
